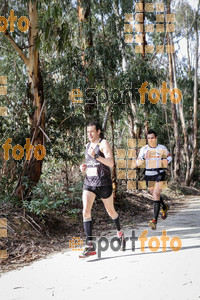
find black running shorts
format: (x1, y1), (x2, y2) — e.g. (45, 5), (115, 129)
(83, 185), (113, 199)
(145, 171), (166, 188)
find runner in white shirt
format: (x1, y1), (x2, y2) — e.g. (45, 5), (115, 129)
(136, 129), (172, 230)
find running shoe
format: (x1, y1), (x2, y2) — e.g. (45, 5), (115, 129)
(161, 204), (169, 220)
(117, 230), (126, 251)
(148, 219), (157, 230)
(79, 245), (96, 258)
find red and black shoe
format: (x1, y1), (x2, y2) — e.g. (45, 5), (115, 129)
(117, 230), (126, 251)
(79, 244), (96, 258)
(161, 204), (169, 220)
(148, 219), (157, 230)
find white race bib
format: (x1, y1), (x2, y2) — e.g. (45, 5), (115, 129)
(87, 167), (98, 177)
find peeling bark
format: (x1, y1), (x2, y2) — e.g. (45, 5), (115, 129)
(4, 0), (45, 199)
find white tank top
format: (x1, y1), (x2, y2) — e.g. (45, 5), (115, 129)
(137, 144), (169, 176)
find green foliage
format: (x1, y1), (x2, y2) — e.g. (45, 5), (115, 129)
(23, 181), (70, 216)
(0, 0), (199, 207)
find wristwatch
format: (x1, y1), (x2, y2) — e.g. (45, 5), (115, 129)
(94, 154), (99, 159)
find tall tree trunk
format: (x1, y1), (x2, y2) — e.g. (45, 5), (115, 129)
(65, 161), (69, 193)
(100, 0), (106, 38)
(26, 1), (45, 188)
(77, 0), (93, 66)
(167, 0), (180, 181)
(4, 0), (45, 199)
(171, 42), (190, 184)
(102, 103), (111, 132)
(187, 15), (199, 185)
(127, 101), (141, 138)
(77, 0), (96, 121)
(113, 0), (127, 71)
(109, 111), (117, 201)
(186, 11), (191, 75)
(141, 0), (146, 60)
(163, 105), (173, 179)
(127, 114), (135, 138)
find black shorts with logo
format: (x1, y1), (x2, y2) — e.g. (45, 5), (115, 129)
(83, 184), (113, 199)
(145, 171), (166, 188)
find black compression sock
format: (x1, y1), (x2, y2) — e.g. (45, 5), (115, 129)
(153, 201), (161, 223)
(83, 219), (92, 244)
(160, 196), (166, 210)
(112, 214), (121, 231)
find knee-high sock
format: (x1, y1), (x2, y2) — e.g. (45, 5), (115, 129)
(160, 195), (166, 210)
(83, 218), (92, 244)
(112, 213), (121, 231)
(153, 201), (160, 223)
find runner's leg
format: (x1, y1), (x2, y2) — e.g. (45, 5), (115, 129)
(152, 181), (164, 222)
(82, 190), (96, 244)
(147, 180), (164, 229)
(160, 195), (167, 210)
(101, 193), (119, 227)
(79, 190), (96, 258)
(102, 194), (126, 250)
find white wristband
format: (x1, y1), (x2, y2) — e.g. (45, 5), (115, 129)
(167, 156), (172, 164)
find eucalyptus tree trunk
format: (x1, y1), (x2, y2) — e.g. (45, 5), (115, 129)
(186, 11), (191, 74)
(77, 0), (97, 121)
(171, 42), (190, 184)
(109, 111), (117, 201)
(113, 0), (127, 71)
(167, 0), (180, 181)
(187, 14), (199, 185)
(141, 0), (146, 60)
(4, 0), (45, 199)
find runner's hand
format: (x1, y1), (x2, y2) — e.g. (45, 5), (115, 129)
(162, 159), (168, 168)
(80, 164), (87, 173)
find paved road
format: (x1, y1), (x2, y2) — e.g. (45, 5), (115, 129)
(1, 196), (200, 300)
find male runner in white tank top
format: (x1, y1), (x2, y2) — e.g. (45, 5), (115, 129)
(136, 129), (172, 230)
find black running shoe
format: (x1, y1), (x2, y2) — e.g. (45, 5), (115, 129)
(79, 245), (96, 258)
(117, 230), (126, 251)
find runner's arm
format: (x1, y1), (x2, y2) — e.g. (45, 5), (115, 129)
(161, 147), (172, 168)
(136, 147), (146, 167)
(80, 143), (88, 173)
(167, 153), (172, 164)
(97, 140), (114, 167)
(163, 152), (172, 167)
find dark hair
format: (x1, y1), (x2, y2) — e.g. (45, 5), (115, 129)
(87, 121), (101, 131)
(87, 121), (104, 138)
(147, 129), (157, 137)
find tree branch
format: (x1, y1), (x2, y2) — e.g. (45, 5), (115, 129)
(3, 30), (29, 67)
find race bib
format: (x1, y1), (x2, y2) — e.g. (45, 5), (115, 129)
(87, 167), (98, 177)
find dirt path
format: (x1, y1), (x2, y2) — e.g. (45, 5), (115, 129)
(0, 195), (200, 300)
